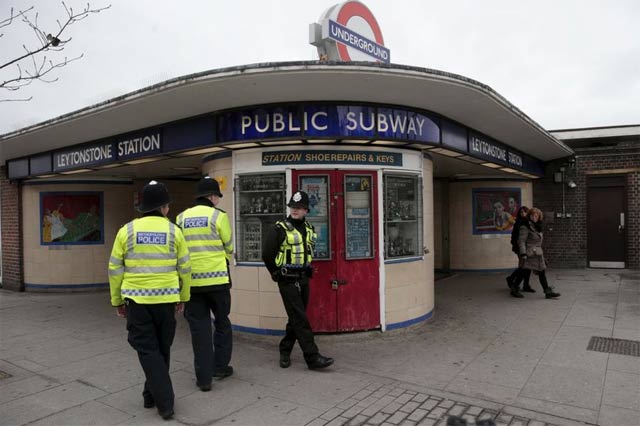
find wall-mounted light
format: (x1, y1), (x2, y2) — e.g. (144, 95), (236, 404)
(568, 180), (577, 188)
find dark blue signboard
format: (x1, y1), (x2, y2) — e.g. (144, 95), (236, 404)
(115, 129), (162, 161)
(163, 116), (215, 153)
(468, 133), (509, 166)
(218, 105), (302, 143)
(53, 141), (115, 172)
(7, 102), (547, 178)
(303, 105), (376, 139)
(327, 20), (390, 63)
(30, 154), (52, 176)
(219, 104), (441, 145)
(7, 158), (29, 179)
(377, 107), (439, 143)
(442, 120), (467, 152)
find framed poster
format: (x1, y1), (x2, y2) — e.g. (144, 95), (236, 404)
(472, 188), (521, 235)
(40, 192), (104, 245)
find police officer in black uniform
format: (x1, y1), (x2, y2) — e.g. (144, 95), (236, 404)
(262, 191), (334, 370)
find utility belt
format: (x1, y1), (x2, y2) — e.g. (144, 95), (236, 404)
(279, 266), (307, 280)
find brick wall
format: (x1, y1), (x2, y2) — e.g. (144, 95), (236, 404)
(1, 166), (24, 290)
(534, 143), (640, 269)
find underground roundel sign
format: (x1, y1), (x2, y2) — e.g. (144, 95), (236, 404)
(309, 1), (390, 63)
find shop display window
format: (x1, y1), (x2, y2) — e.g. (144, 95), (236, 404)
(383, 175), (423, 259)
(235, 173), (286, 262)
(298, 175), (331, 259)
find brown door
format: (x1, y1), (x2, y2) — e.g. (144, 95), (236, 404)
(587, 176), (626, 268)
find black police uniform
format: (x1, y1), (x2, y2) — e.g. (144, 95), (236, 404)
(180, 177), (233, 390)
(115, 181), (181, 420)
(261, 191), (333, 370)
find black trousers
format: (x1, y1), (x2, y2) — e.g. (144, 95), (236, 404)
(277, 278), (319, 362)
(185, 287), (232, 386)
(510, 268), (532, 288)
(125, 300), (176, 413)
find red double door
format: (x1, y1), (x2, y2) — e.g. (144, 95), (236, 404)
(292, 169), (380, 332)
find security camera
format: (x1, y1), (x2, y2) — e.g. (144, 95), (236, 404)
(568, 181), (577, 188)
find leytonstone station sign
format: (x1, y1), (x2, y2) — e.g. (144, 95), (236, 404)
(309, 1), (389, 63)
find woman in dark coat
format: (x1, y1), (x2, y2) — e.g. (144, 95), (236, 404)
(517, 208), (560, 299)
(506, 206), (534, 297)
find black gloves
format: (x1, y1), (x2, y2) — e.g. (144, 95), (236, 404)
(305, 266), (314, 278)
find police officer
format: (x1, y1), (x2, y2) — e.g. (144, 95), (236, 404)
(262, 191), (334, 370)
(108, 180), (191, 421)
(177, 176), (234, 392)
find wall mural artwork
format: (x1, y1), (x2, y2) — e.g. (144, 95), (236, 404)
(472, 188), (521, 235)
(41, 192), (104, 245)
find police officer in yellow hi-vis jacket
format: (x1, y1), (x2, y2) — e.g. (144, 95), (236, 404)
(108, 180), (191, 421)
(177, 176), (234, 392)
(262, 191), (334, 371)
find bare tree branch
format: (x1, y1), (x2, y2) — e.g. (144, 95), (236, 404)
(0, 2), (110, 101)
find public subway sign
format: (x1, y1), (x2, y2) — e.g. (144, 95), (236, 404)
(52, 129), (162, 172)
(217, 105), (439, 143)
(262, 150), (402, 166)
(309, 1), (389, 63)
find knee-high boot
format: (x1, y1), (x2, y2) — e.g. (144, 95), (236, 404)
(539, 271), (560, 299)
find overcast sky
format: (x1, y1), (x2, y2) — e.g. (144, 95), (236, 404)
(1, 0), (639, 135)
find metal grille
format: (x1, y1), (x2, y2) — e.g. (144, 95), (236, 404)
(0, 370), (11, 380)
(587, 336), (640, 357)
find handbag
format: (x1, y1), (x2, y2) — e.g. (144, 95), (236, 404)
(526, 246), (543, 256)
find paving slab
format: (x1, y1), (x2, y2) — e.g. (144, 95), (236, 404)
(27, 400), (132, 426)
(1, 269), (638, 426)
(0, 380), (107, 425)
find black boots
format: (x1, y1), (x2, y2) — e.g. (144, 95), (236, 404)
(280, 353), (334, 369)
(279, 353), (291, 368)
(545, 290), (561, 299)
(213, 365), (233, 380)
(307, 354), (334, 370)
(507, 277), (523, 298)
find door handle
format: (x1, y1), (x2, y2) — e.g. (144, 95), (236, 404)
(330, 279), (347, 290)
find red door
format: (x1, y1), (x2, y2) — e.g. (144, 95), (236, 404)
(293, 170), (380, 332)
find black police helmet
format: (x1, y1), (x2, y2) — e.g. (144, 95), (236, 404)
(196, 176), (223, 198)
(287, 191), (310, 210)
(137, 180), (170, 213)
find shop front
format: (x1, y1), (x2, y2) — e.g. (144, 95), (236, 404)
(1, 63), (572, 333)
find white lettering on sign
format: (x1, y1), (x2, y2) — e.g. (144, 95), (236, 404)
(262, 152), (303, 163)
(136, 232), (167, 245)
(346, 112), (426, 136)
(117, 133), (161, 157)
(56, 144), (113, 168)
(508, 152), (523, 167)
(470, 137), (507, 162)
(329, 21), (389, 62)
(242, 112), (328, 135)
(183, 217), (208, 228)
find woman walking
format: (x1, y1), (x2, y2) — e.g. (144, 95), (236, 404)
(507, 206), (534, 297)
(517, 208), (560, 299)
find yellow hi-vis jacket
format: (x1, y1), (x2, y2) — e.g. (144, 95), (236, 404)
(176, 205), (234, 287)
(108, 216), (192, 306)
(275, 220), (316, 270)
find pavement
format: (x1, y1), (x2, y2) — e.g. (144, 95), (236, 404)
(0, 269), (638, 426)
